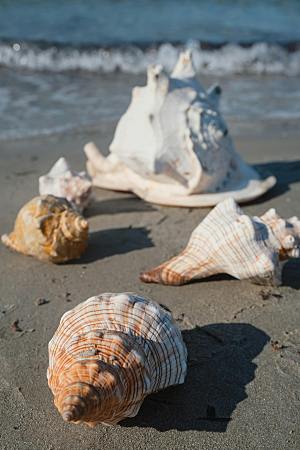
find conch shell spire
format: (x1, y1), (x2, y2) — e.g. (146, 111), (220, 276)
(140, 198), (300, 286)
(48, 293), (187, 426)
(55, 360), (122, 427)
(260, 208), (300, 258)
(84, 51), (275, 207)
(171, 49), (196, 79)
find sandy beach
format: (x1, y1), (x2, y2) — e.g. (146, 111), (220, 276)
(0, 126), (299, 450)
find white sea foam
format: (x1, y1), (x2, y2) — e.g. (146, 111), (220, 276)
(0, 41), (299, 75)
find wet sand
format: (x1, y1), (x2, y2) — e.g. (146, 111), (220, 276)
(0, 128), (299, 450)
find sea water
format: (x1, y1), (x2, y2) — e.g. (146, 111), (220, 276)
(0, 0), (299, 140)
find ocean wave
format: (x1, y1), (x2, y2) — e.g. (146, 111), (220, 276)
(0, 40), (300, 75)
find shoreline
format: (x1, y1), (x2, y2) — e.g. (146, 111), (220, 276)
(1, 113), (300, 145)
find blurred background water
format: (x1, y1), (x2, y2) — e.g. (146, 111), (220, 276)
(0, 0), (300, 140)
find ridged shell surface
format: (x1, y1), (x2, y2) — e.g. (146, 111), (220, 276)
(84, 50), (275, 207)
(39, 157), (92, 213)
(48, 293), (187, 426)
(1, 195), (88, 263)
(141, 198), (300, 286)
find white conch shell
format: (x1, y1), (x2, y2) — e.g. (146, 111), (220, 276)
(140, 198), (300, 286)
(84, 50), (275, 207)
(48, 293), (187, 426)
(39, 157), (92, 212)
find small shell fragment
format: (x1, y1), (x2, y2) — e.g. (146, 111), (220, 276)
(1, 195), (88, 263)
(140, 198), (300, 286)
(39, 157), (92, 213)
(47, 293), (187, 426)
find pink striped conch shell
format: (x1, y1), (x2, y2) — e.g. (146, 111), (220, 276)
(39, 157), (92, 213)
(1, 195), (88, 263)
(48, 293), (187, 427)
(84, 50), (275, 207)
(140, 198), (300, 286)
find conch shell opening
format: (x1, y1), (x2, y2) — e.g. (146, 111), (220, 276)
(84, 50), (275, 207)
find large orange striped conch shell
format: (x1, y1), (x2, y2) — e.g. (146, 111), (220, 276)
(1, 195), (88, 263)
(84, 50), (275, 207)
(39, 157), (92, 213)
(48, 293), (187, 426)
(140, 198), (300, 286)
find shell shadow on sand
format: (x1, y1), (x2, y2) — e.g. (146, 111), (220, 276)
(85, 195), (156, 218)
(121, 322), (270, 432)
(251, 160), (300, 204)
(69, 226), (153, 264)
(282, 258), (300, 289)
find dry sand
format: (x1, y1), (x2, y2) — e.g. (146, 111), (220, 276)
(0, 127), (299, 450)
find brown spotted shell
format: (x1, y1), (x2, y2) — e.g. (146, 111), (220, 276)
(1, 195), (88, 263)
(47, 293), (187, 426)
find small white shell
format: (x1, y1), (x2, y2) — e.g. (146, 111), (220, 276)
(140, 198), (300, 286)
(48, 293), (187, 426)
(39, 157), (92, 213)
(84, 50), (275, 207)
